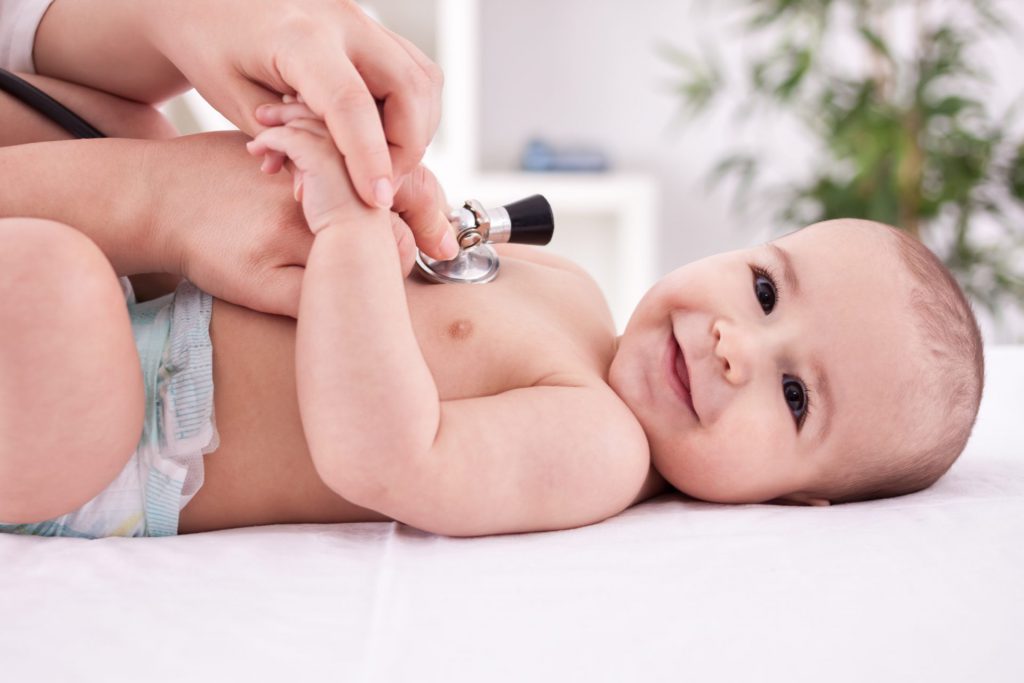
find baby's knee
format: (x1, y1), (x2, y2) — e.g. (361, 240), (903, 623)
(0, 218), (135, 379)
(0, 218), (144, 520)
(0, 217), (123, 309)
(0, 217), (140, 413)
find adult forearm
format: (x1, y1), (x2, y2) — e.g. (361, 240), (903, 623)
(296, 211), (441, 505)
(0, 140), (164, 274)
(33, 0), (188, 103)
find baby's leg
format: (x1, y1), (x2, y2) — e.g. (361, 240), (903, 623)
(0, 218), (144, 523)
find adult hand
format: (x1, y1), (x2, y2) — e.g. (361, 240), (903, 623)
(144, 131), (428, 316)
(255, 100), (457, 262)
(142, 0), (443, 212)
(392, 163), (456, 262)
(142, 131), (312, 317)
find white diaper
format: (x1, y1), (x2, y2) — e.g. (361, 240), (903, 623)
(0, 278), (218, 538)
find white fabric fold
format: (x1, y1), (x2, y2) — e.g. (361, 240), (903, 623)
(0, 0), (56, 73)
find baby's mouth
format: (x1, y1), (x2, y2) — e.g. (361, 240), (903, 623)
(665, 330), (697, 418)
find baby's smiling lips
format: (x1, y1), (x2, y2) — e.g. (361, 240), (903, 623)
(665, 331), (698, 420)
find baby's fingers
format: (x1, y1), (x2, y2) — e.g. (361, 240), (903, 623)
(246, 125), (341, 179)
(261, 151), (286, 174)
(252, 101), (319, 176)
(256, 101), (319, 127)
(246, 124), (357, 234)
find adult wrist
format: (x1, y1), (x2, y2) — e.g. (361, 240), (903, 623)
(135, 138), (187, 276)
(33, 0), (187, 104)
(0, 139), (167, 276)
(132, 0), (169, 59)
(75, 138), (169, 275)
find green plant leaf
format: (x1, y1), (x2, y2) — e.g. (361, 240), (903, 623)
(658, 42), (725, 116)
(660, 0), (1024, 327)
(857, 26), (891, 61)
(1009, 142), (1024, 201)
(928, 96), (981, 118)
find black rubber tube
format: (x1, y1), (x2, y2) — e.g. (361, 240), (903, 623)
(0, 68), (105, 139)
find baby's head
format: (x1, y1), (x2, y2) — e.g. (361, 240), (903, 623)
(609, 219), (983, 505)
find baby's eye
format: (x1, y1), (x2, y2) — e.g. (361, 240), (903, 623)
(782, 375), (808, 427)
(752, 268), (777, 315)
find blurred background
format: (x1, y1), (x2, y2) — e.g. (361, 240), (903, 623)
(164, 0), (1024, 339)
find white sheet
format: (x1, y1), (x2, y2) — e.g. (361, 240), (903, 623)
(3, 347), (1022, 682)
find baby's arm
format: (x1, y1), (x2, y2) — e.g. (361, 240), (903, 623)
(249, 106), (650, 537)
(246, 109), (442, 504)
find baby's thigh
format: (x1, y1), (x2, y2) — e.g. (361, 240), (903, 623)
(0, 218), (144, 523)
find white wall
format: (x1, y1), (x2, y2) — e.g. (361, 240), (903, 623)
(476, 0), (1024, 291)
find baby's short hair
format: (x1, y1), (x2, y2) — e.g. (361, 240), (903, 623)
(827, 221), (984, 503)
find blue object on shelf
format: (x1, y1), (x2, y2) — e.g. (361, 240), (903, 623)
(521, 138), (609, 172)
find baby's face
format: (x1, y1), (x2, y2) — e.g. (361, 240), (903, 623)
(609, 221), (930, 504)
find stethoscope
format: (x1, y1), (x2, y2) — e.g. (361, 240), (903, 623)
(415, 195), (555, 284)
(0, 68), (558, 283)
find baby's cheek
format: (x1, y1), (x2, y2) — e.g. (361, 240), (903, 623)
(685, 412), (784, 499)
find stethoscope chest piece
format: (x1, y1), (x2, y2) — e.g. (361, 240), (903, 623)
(414, 195), (554, 285)
(415, 243), (500, 284)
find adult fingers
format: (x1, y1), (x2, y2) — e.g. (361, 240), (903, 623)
(347, 41), (431, 180)
(276, 38), (394, 209)
(381, 26), (443, 145)
(392, 164), (457, 260)
(347, 19), (441, 178)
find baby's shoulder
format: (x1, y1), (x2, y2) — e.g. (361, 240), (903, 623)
(494, 243), (593, 280)
(495, 243), (614, 329)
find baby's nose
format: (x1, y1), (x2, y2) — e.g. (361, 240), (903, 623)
(712, 318), (752, 386)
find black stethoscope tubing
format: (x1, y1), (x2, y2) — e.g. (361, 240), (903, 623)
(0, 67), (105, 139)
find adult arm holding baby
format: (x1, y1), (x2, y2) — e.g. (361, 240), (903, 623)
(0, 0), (454, 315)
(0, 78), (434, 310)
(0, 121), (314, 312)
(30, 0), (455, 250)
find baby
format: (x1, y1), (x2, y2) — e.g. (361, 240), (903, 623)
(0, 100), (984, 539)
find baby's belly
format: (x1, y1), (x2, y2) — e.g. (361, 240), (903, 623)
(177, 299), (390, 534)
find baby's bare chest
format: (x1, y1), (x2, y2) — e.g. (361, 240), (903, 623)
(405, 258), (617, 398)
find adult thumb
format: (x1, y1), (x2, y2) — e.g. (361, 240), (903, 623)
(393, 165), (455, 261)
(199, 77), (285, 138)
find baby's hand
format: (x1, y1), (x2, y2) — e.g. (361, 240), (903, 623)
(254, 96), (459, 263)
(246, 99), (367, 234)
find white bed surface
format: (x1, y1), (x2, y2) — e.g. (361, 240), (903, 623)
(2, 347), (1022, 682)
